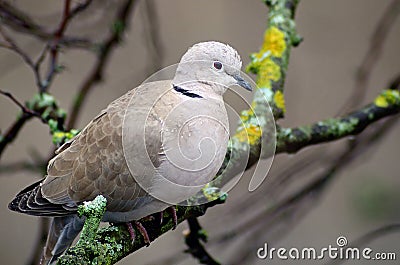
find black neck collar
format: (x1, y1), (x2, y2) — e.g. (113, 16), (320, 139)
(173, 85), (203, 99)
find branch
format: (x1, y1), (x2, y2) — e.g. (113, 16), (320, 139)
(66, 0), (138, 129)
(58, 192), (227, 265)
(0, 1), (90, 159)
(0, 160), (45, 175)
(141, 0), (164, 73)
(0, 92), (69, 159)
(276, 88), (400, 153)
(42, 0), (72, 92)
(58, 1), (302, 263)
(56, 1), (400, 263)
(0, 25), (44, 88)
(0, 89), (45, 122)
(0, 113), (32, 160)
(339, 0), (400, 113)
(184, 217), (220, 265)
(246, 0), (301, 119)
(0, 1), (93, 49)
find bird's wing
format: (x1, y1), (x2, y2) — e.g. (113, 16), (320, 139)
(38, 81), (172, 215)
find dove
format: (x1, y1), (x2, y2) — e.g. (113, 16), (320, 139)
(8, 41), (252, 264)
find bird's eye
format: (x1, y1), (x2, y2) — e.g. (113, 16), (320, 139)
(213, 61), (223, 70)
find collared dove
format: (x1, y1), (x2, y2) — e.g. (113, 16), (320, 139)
(8, 41), (252, 264)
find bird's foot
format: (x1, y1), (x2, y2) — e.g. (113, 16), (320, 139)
(126, 221), (151, 246)
(159, 206), (178, 229)
(169, 206), (178, 229)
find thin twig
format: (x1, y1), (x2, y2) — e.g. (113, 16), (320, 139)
(212, 74), (400, 264)
(0, 114), (32, 160)
(0, 89), (46, 122)
(141, 0), (164, 73)
(68, 0), (93, 21)
(43, 0), (72, 92)
(184, 217), (221, 265)
(233, 111), (399, 264)
(0, 26), (44, 90)
(66, 0), (138, 129)
(0, 25), (35, 68)
(0, 1), (93, 49)
(339, 0), (400, 114)
(0, 159), (46, 175)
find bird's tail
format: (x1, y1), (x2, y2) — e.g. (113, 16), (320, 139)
(40, 216), (85, 265)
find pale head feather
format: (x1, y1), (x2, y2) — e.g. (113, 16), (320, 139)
(173, 41), (244, 96)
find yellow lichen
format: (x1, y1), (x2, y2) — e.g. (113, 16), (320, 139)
(262, 26), (286, 58)
(246, 27), (285, 88)
(52, 129), (79, 145)
(273, 90), (286, 113)
(374, 89), (400, 108)
(239, 109), (254, 123)
(257, 58), (281, 88)
(234, 124), (262, 145)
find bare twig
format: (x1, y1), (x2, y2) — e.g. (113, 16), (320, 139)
(68, 0), (93, 21)
(0, 26), (35, 67)
(0, 26), (45, 91)
(0, 90), (50, 161)
(339, 0), (400, 114)
(0, 160), (44, 174)
(0, 89), (45, 122)
(66, 0), (138, 129)
(141, 0), (164, 73)
(277, 91), (400, 154)
(184, 217), (220, 265)
(226, 116), (398, 264)
(0, 1), (93, 49)
(211, 74), (400, 264)
(42, 0), (72, 92)
(0, 114), (32, 160)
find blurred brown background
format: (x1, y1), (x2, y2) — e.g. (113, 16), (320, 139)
(1, 0), (399, 264)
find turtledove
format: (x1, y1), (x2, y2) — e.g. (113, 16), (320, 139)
(8, 41), (252, 264)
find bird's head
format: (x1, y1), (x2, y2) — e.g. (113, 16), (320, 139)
(173, 41), (252, 96)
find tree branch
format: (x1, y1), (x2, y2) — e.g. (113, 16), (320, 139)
(339, 0), (400, 113)
(0, 89), (45, 122)
(184, 217), (220, 265)
(55, 1), (400, 263)
(58, 193), (227, 265)
(66, 0), (138, 130)
(0, 1), (93, 49)
(42, 0), (72, 92)
(3, 0), (399, 264)
(276, 88), (400, 153)
(246, 0), (301, 119)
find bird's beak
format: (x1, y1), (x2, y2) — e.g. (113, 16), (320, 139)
(233, 74), (252, 91)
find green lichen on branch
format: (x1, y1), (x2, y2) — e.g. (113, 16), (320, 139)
(25, 92), (80, 146)
(57, 195), (111, 265)
(247, 0), (301, 119)
(217, 0), (301, 183)
(206, 0), (302, 197)
(276, 88), (400, 153)
(57, 191), (226, 265)
(374, 89), (400, 108)
(0, 91), (76, 158)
